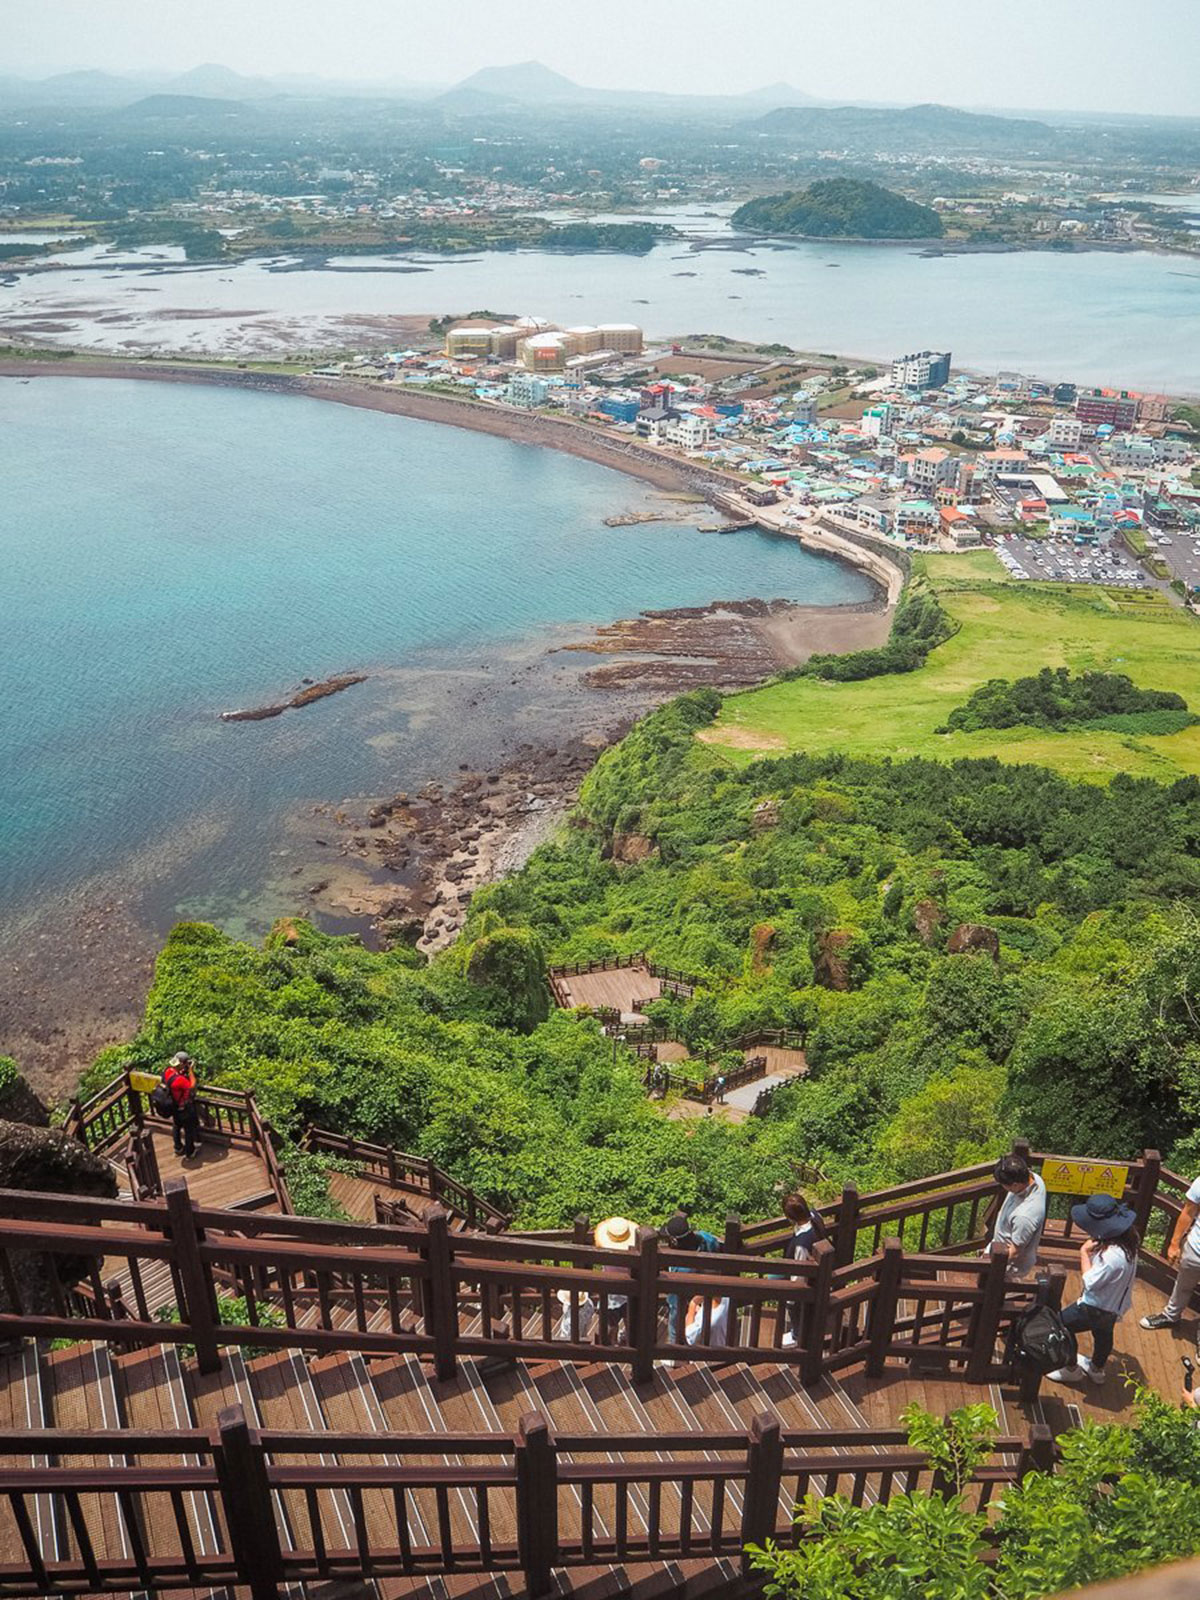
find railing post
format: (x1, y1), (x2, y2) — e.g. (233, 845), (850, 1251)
(1018, 1423), (1056, 1480)
(867, 1238), (904, 1379)
(800, 1239), (835, 1386)
(164, 1178), (221, 1375)
(424, 1206), (457, 1381)
(1018, 1268), (1067, 1404)
(724, 1213), (743, 1255)
(515, 1412), (558, 1597)
(127, 1069), (143, 1130)
(834, 1182), (860, 1267)
(386, 1145), (397, 1187)
(967, 1249), (1009, 1384)
(632, 1225), (660, 1383)
(573, 1213), (591, 1245)
(740, 1412), (784, 1577)
(68, 1097), (86, 1144)
(214, 1404), (284, 1600)
(1135, 1149), (1162, 1239)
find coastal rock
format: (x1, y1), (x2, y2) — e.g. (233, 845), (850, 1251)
(947, 923), (1001, 962)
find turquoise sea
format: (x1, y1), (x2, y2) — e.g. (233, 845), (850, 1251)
(0, 376), (870, 931)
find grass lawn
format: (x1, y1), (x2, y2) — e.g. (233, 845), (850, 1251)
(700, 550), (1200, 781)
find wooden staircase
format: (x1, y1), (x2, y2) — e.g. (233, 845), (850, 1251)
(5, 1329), (1012, 1600)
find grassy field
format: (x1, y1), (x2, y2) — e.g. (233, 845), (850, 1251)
(701, 550), (1200, 781)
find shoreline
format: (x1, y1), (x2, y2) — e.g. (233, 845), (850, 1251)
(0, 362), (895, 1092)
(0, 356), (906, 603)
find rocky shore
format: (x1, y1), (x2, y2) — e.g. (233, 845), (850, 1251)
(307, 736), (611, 954)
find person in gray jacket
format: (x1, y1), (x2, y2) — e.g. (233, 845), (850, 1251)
(988, 1155), (1047, 1279)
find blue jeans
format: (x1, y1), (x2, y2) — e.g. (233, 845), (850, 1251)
(1062, 1300), (1118, 1369)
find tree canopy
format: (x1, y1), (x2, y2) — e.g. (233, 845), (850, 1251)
(732, 179), (943, 239)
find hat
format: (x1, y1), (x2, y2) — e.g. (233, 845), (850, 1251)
(169, 1052), (194, 1068)
(594, 1216), (638, 1252)
(662, 1212), (702, 1251)
(1070, 1192), (1137, 1240)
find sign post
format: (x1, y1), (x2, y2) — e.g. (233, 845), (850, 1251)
(1041, 1157), (1129, 1198)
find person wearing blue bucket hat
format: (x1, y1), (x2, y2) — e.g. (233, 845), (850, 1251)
(1046, 1193), (1140, 1386)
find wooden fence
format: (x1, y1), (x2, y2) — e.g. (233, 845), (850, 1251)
(0, 1405), (1048, 1600)
(0, 1182), (1052, 1393)
(63, 1071), (293, 1213)
(301, 1126), (510, 1231)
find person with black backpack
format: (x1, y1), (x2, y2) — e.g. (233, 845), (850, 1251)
(159, 1052), (200, 1160)
(1046, 1193), (1139, 1387)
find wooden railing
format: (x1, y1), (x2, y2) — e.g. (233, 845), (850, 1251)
(644, 1054), (769, 1104)
(302, 1127), (510, 1231)
(0, 1404), (1047, 1600)
(547, 951), (697, 999)
(0, 1183), (1050, 1393)
(735, 1143), (1169, 1274)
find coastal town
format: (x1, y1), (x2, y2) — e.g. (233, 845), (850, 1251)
(316, 314), (1200, 597)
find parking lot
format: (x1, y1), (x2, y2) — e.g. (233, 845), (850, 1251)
(993, 532), (1149, 588)
(1147, 525), (1200, 593)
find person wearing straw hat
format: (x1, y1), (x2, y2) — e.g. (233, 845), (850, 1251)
(594, 1216), (639, 1340)
(1046, 1193), (1140, 1387)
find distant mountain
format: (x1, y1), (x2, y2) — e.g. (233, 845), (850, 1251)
(164, 63), (276, 98)
(732, 178), (943, 239)
(112, 93), (251, 119)
(741, 81), (821, 108)
(752, 100), (1056, 149)
(453, 60), (582, 102)
(438, 59), (820, 115)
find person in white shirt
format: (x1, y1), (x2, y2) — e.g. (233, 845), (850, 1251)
(988, 1155), (1048, 1280)
(685, 1293), (730, 1349)
(1141, 1175), (1200, 1330)
(1047, 1193), (1139, 1386)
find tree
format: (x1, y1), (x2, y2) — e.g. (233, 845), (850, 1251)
(749, 1395), (1200, 1600)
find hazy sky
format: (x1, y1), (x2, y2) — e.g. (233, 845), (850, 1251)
(7, 0), (1200, 116)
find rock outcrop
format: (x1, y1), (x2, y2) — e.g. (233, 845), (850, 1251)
(814, 929), (855, 991)
(946, 923), (1001, 962)
(0, 1120), (118, 1319)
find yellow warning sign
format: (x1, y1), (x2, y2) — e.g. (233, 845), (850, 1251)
(128, 1070), (161, 1094)
(1041, 1157), (1129, 1198)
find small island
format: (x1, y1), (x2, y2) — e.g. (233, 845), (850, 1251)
(731, 178), (944, 240)
(220, 672), (367, 722)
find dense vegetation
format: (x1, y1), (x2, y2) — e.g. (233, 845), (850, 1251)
(93, 686), (1200, 1230)
(732, 179), (943, 239)
(794, 587), (955, 682)
(751, 1393), (1200, 1599)
(940, 667), (1196, 735)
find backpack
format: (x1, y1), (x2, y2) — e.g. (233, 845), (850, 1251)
(1013, 1302), (1077, 1374)
(149, 1077), (175, 1117)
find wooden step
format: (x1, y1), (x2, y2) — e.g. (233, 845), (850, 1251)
(39, 1342), (132, 1573)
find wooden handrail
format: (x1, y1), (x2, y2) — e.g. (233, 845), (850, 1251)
(0, 1402), (1035, 1599)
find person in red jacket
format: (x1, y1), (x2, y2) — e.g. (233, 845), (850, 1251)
(163, 1052), (200, 1159)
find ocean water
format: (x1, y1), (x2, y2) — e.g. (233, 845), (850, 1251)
(3, 208), (1198, 390)
(0, 375), (870, 929)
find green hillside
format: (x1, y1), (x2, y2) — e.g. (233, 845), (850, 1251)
(703, 553), (1200, 780)
(732, 178), (943, 239)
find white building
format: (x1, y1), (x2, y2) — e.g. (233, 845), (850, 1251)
(507, 374), (552, 409)
(1047, 416), (1083, 450)
(890, 350), (951, 390)
(664, 413), (712, 451)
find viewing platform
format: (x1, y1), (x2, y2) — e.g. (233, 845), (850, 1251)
(1, 1078), (1193, 1597)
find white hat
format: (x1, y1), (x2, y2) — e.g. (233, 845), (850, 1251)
(169, 1052), (193, 1068)
(594, 1216), (638, 1251)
